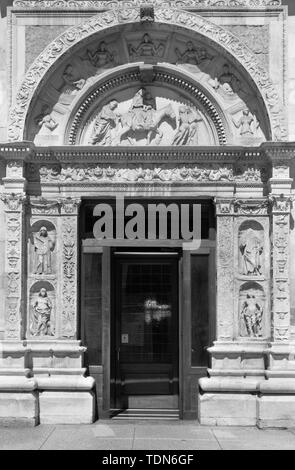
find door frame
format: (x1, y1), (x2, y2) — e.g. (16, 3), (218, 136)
(81, 239), (216, 418)
(111, 251), (180, 411)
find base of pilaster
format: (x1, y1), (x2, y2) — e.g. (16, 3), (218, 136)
(0, 392), (38, 427)
(39, 391), (95, 424)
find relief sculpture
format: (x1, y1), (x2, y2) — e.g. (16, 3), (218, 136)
(82, 41), (116, 68)
(30, 287), (54, 337)
(239, 227), (263, 276)
(240, 290), (263, 338)
(89, 88), (208, 146)
(33, 226), (56, 275)
(128, 33), (164, 58)
(175, 41), (213, 66)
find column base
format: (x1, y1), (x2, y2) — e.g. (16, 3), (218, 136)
(39, 391), (95, 424)
(198, 393), (257, 426)
(0, 392), (38, 426)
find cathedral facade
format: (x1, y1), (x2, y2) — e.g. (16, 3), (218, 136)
(0, 0), (295, 427)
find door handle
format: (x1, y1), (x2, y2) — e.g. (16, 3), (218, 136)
(117, 347), (120, 362)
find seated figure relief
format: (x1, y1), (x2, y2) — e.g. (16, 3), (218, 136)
(129, 33), (165, 58)
(60, 64), (85, 95)
(82, 41), (116, 68)
(175, 41), (213, 66)
(209, 63), (241, 96)
(34, 105), (58, 132)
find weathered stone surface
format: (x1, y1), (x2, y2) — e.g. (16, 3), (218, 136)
(39, 391), (95, 424)
(198, 393), (257, 426)
(0, 393), (38, 426)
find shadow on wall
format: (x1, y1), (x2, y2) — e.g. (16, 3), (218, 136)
(283, 1), (295, 15)
(0, 1), (13, 18)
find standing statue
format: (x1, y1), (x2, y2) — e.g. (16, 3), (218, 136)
(31, 288), (54, 337)
(33, 226), (55, 275)
(239, 229), (263, 276)
(172, 106), (202, 146)
(241, 293), (263, 338)
(90, 100), (120, 145)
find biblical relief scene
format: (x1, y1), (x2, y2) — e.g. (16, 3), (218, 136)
(27, 26), (269, 146)
(83, 86), (210, 146)
(238, 221), (264, 277)
(239, 282), (265, 339)
(29, 281), (55, 338)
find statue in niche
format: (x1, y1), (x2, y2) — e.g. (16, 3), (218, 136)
(90, 99), (120, 145)
(31, 288), (54, 337)
(33, 226), (55, 275)
(34, 105), (58, 132)
(129, 33), (164, 58)
(233, 109), (255, 136)
(239, 228), (263, 276)
(83, 41), (115, 68)
(172, 105), (202, 146)
(240, 293), (263, 338)
(175, 41), (213, 66)
(60, 64), (85, 95)
(210, 63), (241, 95)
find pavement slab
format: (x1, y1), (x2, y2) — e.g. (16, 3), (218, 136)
(0, 421), (295, 450)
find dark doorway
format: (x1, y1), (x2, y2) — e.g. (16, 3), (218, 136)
(111, 254), (179, 412)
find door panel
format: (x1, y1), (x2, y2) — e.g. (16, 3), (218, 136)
(113, 256), (179, 409)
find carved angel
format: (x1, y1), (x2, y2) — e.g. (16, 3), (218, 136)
(129, 33), (164, 58)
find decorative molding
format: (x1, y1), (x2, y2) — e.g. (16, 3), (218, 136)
(68, 69), (227, 146)
(8, 7), (285, 143)
(1, 193), (26, 339)
(29, 197), (60, 215)
(270, 195), (291, 342)
(61, 217), (78, 339)
(234, 199), (269, 216)
(12, 1), (282, 10)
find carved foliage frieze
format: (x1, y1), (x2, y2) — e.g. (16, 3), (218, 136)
(215, 199), (235, 340)
(13, 1), (282, 9)
(270, 195), (291, 341)
(60, 217), (78, 338)
(1, 193), (26, 339)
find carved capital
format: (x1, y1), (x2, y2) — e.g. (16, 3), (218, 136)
(214, 198), (235, 216)
(59, 197), (81, 215)
(1, 193), (27, 212)
(269, 195), (292, 214)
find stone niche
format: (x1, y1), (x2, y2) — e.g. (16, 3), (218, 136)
(24, 23), (271, 146)
(28, 280), (56, 339)
(238, 220), (264, 278)
(28, 220), (56, 277)
(238, 282), (265, 340)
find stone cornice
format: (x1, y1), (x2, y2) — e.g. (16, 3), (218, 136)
(12, 1), (283, 11)
(1, 142), (295, 164)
